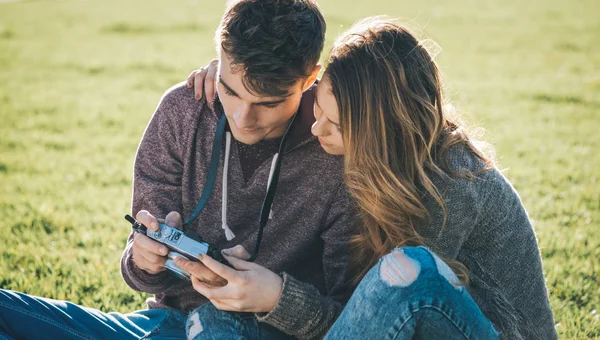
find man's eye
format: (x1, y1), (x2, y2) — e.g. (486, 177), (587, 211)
(263, 104), (279, 109)
(224, 88), (235, 96)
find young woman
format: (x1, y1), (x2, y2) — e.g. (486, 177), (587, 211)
(186, 17), (556, 339)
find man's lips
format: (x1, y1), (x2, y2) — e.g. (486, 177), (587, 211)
(236, 126), (261, 133)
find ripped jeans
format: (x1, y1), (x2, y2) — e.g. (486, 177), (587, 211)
(325, 246), (499, 340)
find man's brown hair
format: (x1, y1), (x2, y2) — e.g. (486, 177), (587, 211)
(216, 0), (325, 97)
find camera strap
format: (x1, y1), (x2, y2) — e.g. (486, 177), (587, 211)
(183, 114), (228, 226)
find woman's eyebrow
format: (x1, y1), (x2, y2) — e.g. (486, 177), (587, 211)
(315, 96), (340, 126)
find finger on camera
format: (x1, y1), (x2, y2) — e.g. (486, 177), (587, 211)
(132, 252), (165, 274)
(164, 211), (183, 229)
(175, 257), (226, 285)
(135, 210), (160, 231)
(134, 232), (169, 256)
(139, 260), (165, 275)
(139, 250), (167, 267)
(222, 245), (251, 260)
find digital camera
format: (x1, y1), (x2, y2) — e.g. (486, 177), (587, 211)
(125, 215), (229, 281)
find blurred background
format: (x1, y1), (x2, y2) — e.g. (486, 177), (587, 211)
(0, 0), (598, 338)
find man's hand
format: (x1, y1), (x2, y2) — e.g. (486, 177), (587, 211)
(131, 210), (177, 275)
(186, 59), (218, 108)
(174, 245), (284, 313)
(131, 210), (227, 286)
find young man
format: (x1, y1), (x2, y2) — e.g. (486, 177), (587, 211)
(0, 1), (356, 339)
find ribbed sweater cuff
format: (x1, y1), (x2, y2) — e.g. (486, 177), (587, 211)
(256, 273), (339, 339)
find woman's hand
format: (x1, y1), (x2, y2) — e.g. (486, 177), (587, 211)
(186, 59), (219, 108)
(174, 245), (284, 313)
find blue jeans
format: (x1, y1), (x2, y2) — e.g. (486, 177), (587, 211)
(325, 246), (499, 340)
(0, 289), (186, 339)
(0, 290), (290, 339)
(185, 303), (293, 340)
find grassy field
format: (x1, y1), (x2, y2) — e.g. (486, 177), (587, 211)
(0, 0), (598, 338)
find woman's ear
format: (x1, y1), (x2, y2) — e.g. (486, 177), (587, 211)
(302, 64), (322, 92)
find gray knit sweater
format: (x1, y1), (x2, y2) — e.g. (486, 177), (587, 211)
(418, 145), (557, 339)
(120, 83), (356, 338)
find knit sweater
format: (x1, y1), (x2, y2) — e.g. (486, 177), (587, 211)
(416, 145), (557, 339)
(120, 83), (356, 339)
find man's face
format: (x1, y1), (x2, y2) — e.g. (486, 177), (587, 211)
(217, 51), (306, 145)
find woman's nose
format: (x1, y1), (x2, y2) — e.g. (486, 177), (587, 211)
(311, 119), (326, 137)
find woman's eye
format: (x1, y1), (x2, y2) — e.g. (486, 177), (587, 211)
(224, 89), (234, 96)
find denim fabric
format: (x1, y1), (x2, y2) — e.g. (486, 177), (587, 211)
(325, 246), (499, 340)
(0, 289), (186, 340)
(186, 302), (294, 340)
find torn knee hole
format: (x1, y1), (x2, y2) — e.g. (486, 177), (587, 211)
(186, 312), (204, 338)
(380, 249), (421, 287)
(432, 254), (462, 287)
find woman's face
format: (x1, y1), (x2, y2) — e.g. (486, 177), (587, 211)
(311, 77), (346, 155)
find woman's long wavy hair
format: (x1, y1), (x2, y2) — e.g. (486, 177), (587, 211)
(325, 17), (492, 283)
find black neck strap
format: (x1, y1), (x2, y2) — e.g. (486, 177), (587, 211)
(183, 114), (228, 227)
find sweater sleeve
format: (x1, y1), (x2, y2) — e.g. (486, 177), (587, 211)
(256, 273), (344, 339)
(120, 84), (193, 293)
(256, 183), (356, 339)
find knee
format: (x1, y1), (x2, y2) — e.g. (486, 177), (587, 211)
(186, 304), (215, 339)
(379, 247), (461, 289)
(186, 312), (204, 339)
(430, 253), (461, 287)
(380, 249), (421, 287)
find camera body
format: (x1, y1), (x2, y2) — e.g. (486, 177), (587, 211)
(125, 215), (228, 281)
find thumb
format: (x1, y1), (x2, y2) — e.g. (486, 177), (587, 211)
(222, 245), (251, 260)
(164, 211), (183, 230)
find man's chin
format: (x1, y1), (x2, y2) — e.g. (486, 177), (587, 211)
(229, 130), (264, 145)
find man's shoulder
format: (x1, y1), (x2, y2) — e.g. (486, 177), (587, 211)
(157, 81), (210, 119)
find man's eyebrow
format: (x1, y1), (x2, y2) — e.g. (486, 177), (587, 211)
(218, 77), (239, 97)
(219, 75), (291, 106)
(255, 97), (288, 106)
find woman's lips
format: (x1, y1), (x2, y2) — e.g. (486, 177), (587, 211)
(318, 137), (330, 147)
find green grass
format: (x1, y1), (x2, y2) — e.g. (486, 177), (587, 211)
(0, 0), (598, 338)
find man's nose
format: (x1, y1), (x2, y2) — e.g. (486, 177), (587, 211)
(233, 104), (254, 128)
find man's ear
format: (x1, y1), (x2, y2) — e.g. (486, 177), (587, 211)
(301, 64), (322, 92)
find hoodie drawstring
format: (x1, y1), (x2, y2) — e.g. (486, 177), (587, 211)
(221, 133), (279, 241)
(266, 155), (278, 220)
(221, 132), (236, 241)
